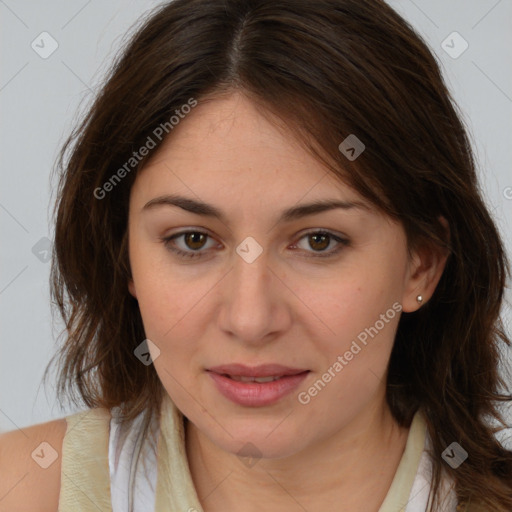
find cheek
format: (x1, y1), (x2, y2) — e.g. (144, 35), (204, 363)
(297, 298), (399, 437)
(129, 237), (205, 339)
(129, 252), (214, 378)
(305, 261), (401, 346)
(134, 276), (201, 404)
(297, 258), (402, 401)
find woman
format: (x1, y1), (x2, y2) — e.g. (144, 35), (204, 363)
(1, 0), (511, 510)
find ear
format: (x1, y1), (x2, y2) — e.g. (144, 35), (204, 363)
(401, 217), (450, 313)
(128, 279), (137, 299)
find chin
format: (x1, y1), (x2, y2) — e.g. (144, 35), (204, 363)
(205, 418), (307, 461)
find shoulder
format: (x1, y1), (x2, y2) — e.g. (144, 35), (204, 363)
(0, 408), (111, 512)
(0, 416), (67, 512)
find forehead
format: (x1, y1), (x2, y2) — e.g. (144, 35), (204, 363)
(130, 92), (365, 211)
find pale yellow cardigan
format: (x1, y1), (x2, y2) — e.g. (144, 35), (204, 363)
(57, 394), (475, 511)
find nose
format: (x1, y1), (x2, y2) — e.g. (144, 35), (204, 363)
(217, 245), (293, 346)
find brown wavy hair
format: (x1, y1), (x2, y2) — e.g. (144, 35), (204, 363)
(45, 0), (512, 510)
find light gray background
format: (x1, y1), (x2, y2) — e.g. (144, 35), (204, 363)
(1, 0), (511, 433)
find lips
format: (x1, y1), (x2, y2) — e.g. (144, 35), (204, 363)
(207, 363), (308, 378)
(206, 364), (310, 407)
(230, 375), (281, 383)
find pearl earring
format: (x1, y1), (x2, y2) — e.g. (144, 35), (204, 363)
(416, 295), (423, 304)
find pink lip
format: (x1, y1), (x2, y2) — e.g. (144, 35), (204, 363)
(206, 364), (310, 407)
(208, 363), (308, 377)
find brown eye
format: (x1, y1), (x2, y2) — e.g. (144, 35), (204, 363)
(183, 232), (208, 250)
(293, 230), (349, 259)
(161, 230), (217, 260)
(308, 233), (330, 251)
(162, 229), (348, 261)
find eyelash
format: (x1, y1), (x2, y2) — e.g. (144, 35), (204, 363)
(160, 229), (349, 260)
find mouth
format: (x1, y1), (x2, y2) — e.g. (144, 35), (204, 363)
(227, 375), (285, 383)
(207, 363), (309, 378)
(206, 364), (310, 407)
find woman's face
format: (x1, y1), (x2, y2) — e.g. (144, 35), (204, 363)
(127, 92), (426, 459)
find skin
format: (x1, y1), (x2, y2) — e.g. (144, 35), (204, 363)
(127, 91), (448, 511)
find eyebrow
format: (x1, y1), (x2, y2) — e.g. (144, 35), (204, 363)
(142, 194), (368, 224)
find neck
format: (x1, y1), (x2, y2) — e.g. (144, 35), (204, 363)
(185, 396), (410, 512)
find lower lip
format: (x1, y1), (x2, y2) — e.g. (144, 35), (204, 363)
(207, 371), (309, 407)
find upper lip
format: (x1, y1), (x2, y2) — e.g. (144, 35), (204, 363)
(207, 364), (309, 378)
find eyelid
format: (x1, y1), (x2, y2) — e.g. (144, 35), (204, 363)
(290, 228), (350, 258)
(161, 229), (219, 257)
(160, 228), (349, 260)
